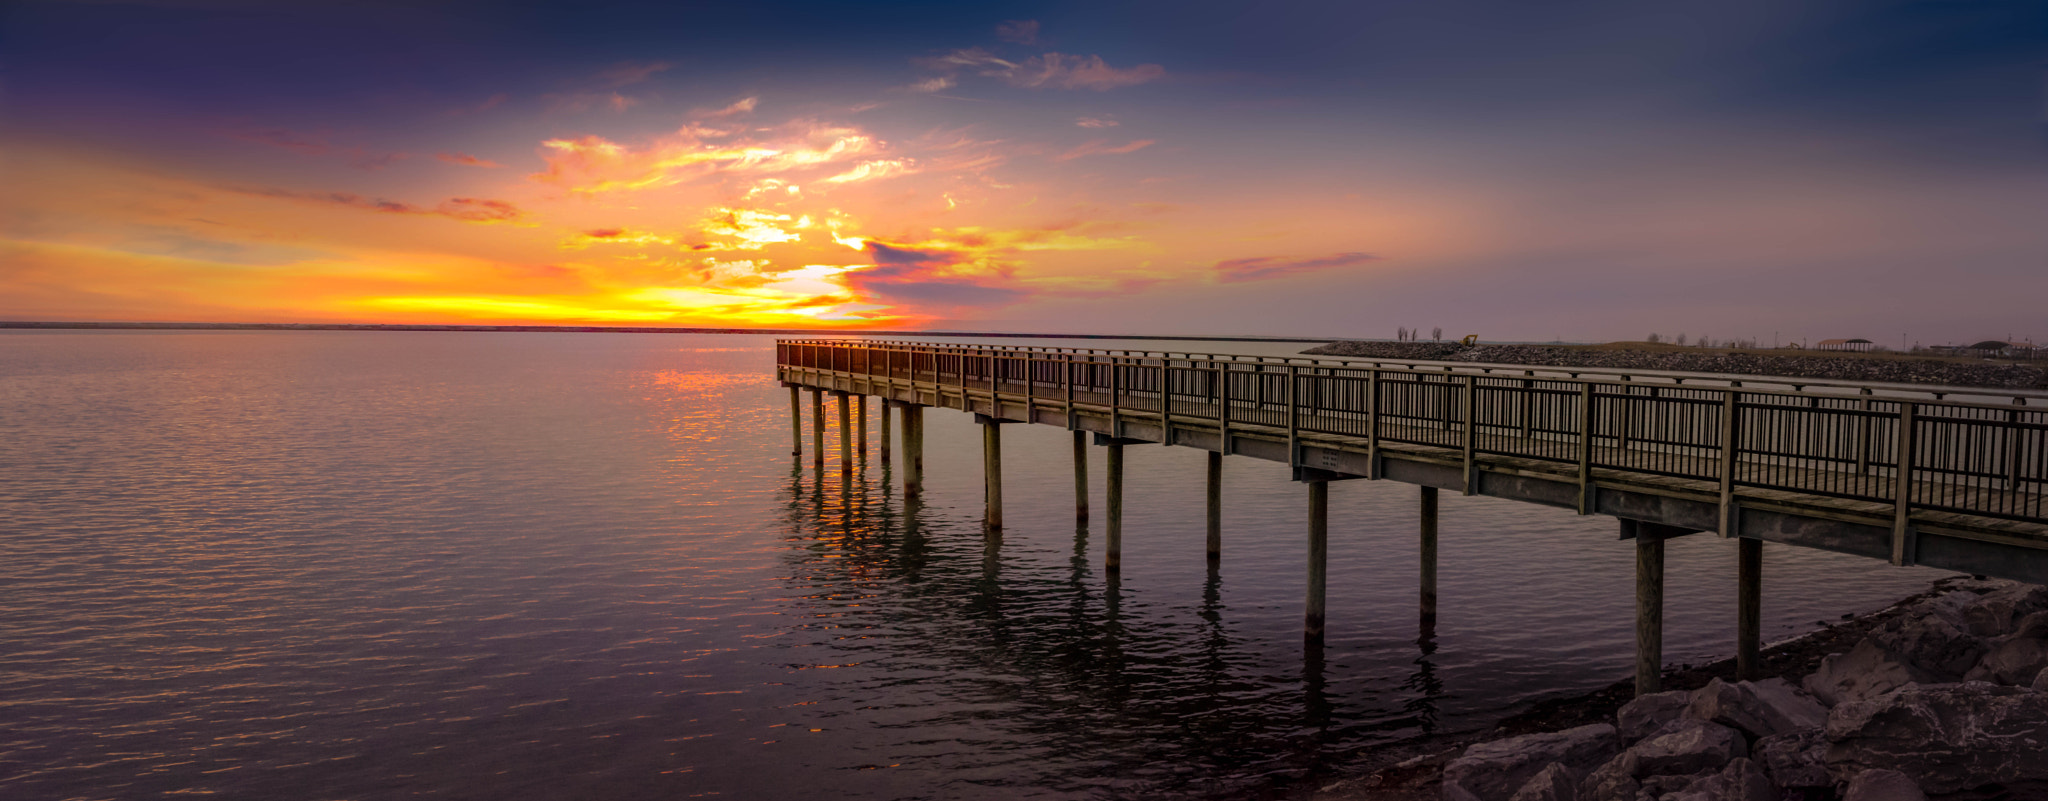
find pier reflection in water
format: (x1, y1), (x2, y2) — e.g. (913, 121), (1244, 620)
(0, 331), (1948, 801)
(774, 438), (1458, 797)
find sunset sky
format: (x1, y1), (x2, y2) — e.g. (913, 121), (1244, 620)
(3, 1), (2043, 342)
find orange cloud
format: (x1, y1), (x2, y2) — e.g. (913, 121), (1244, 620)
(1213, 251), (1381, 283)
(1055, 139), (1156, 161)
(436, 152), (502, 168)
(532, 120), (883, 194)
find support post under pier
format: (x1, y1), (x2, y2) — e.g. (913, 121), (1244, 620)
(811, 389), (825, 466)
(836, 392), (852, 464)
(856, 395), (867, 458)
(1636, 526), (1666, 696)
(1306, 480), (1329, 641)
(978, 413), (1003, 532)
(879, 400), (891, 464)
(902, 405), (924, 499)
(1073, 431), (1089, 522)
(1421, 486), (1439, 624)
(789, 385), (802, 456)
(1738, 537), (1762, 680)
(1206, 451), (1222, 563)
(1106, 440), (1124, 573)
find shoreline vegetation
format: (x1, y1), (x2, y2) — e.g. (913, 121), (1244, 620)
(1300, 341), (2048, 391)
(1303, 575), (2048, 801)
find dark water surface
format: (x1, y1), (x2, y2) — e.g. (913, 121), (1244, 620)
(0, 332), (1944, 800)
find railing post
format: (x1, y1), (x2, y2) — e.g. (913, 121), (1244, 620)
(1519, 378), (1534, 439)
(1367, 369), (1381, 479)
(1287, 364), (1301, 467)
(1892, 402), (1917, 566)
(1577, 383), (1595, 514)
(1110, 357), (1123, 438)
(1461, 374), (1477, 496)
(1216, 364), (1232, 455)
(1719, 389), (1739, 537)
(1856, 390), (1873, 475)
(1065, 355), (1078, 430)
(1025, 354), (1036, 423)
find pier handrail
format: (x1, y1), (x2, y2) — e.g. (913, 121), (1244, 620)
(778, 339), (2048, 527)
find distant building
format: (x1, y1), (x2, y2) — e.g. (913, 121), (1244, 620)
(1816, 338), (1875, 352)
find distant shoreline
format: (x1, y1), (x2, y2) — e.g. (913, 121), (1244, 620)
(0, 320), (1334, 343)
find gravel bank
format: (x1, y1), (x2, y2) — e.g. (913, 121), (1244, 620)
(1299, 342), (2048, 391)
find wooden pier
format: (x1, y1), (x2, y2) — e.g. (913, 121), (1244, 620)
(776, 339), (2048, 694)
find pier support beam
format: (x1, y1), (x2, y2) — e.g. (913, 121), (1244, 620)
(856, 395), (867, 457)
(978, 413), (1004, 531)
(1106, 439), (1124, 572)
(1073, 431), (1089, 521)
(1635, 526), (1666, 696)
(810, 389), (825, 465)
(1737, 537), (1763, 680)
(879, 400), (892, 464)
(1306, 480), (1329, 641)
(1206, 451), (1222, 562)
(836, 392), (852, 463)
(789, 385), (802, 456)
(1421, 486), (1439, 624)
(902, 404), (924, 499)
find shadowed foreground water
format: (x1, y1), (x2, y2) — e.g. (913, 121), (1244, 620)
(0, 331), (1944, 800)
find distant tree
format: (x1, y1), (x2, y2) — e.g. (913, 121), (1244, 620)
(1431, 326), (1442, 341)
(1647, 333), (1662, 344)
(1676, 333), (1688, 346)
(1398, 326), (1409, 342)
(1698, 334), (1710, 348)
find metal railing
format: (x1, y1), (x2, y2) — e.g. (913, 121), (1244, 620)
(777, 340), (2048, 525)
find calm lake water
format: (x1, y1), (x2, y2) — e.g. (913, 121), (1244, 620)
(0, 331), (1946, 800)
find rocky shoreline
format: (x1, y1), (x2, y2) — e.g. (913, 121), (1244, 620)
(1308, 577), (2048, 801)
(1298, 342), (2048, 391)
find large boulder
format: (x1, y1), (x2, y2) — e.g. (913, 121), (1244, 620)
(1751, 728), (1829, 790)
(1685, 678), (1827, 740)
(1869, 606), (1985, 678)
(1804, 639), (1938, 706)
(2033, 665), (2048, 692)
(1825, 681), (2048, 795)
(1631, 719), (1746, 778)
(1965, 634), (2048, 686)
(1661, 757), (1778, 801)
(1443, 724), (1617, 801)
(1841, 768), (1928, 801)
(1615, 690), (1690, 744)
(1505, 762), (1577, 801)
(1573, 755), (1638, 801)
(1959, 581), (2048, 638)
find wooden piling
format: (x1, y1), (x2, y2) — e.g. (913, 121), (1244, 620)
(789, 385), (802, 456)
(1107, 440), (1124, 573)
(1206, 451), (1222, 562)
(903, 404), (924, 498)
(856, 395), (867, 457)
(1073, 430), (1089, 521)
(1636, 527), (1666, 696)
(811, 389), (825, 464)
(1421, 486), (1439, 623)
(837, 392), (852, 463)
(1737, 537), (1762, 680)
(980, 414), (1003, 532)
(879, 399), (892, 464)
(1306, 480), (1329, 641)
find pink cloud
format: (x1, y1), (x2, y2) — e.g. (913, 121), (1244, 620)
(1075, 116), (1119, 128)
(597, 61), (672, 88)
(436, 152), (503, 168)
(231, 186), (525, 223)
(1055, 139), (1156, 161)
(1213, 252), (1381, 283)
(918, 49), (1164, 91)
